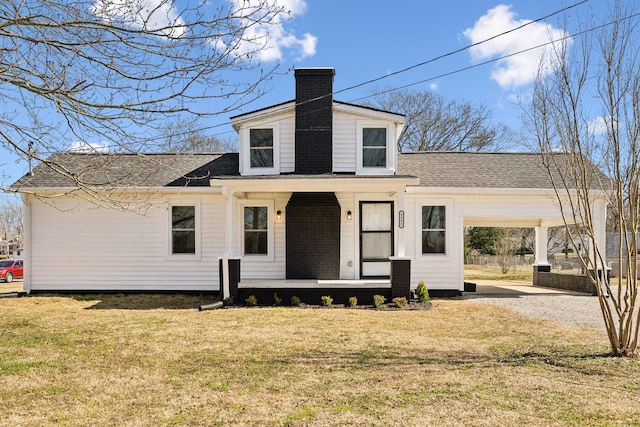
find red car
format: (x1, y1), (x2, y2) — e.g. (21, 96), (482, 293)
(0, 259), (23, 283)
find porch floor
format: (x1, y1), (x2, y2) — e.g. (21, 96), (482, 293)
(238, 279), (391, 289)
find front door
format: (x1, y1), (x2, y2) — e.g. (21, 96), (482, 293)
(360, 201), (394, 278)
(286, 192), (341, 280)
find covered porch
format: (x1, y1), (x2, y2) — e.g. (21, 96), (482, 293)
(219, 257), (412, 305)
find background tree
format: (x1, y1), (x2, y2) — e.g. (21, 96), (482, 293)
(159, 129), (238, 153)
(0, 197), (23, 248)
(466, 227), (503, 255)
(1, 0), (287, 202)
(494, 228), (520, 274)
(526, 1), (639, 357)
(366, 89), (513, 152)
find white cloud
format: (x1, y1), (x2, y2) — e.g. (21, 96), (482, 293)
(68, 141), (110, 153)
(429, 82), (439, 91)
(587, 116), (608, 136)
(91, 0), (316, 61)
(229, 0), (317, 62)
(463, 5), (570, 89)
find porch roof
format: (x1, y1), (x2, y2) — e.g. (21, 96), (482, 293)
(209, 174), (420, 192)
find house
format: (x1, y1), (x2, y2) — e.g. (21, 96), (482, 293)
(9, 68), (608, 302)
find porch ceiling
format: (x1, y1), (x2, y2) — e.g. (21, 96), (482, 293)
(464, 217), (569, 228)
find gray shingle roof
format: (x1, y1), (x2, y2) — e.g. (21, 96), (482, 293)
(397, 152), (555, 188)
(10, 152), (239, 189)
(397, 152), (608, 190)
(10, 151), (606, 191)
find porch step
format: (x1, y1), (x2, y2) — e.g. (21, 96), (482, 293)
(238, 279), (391, 289)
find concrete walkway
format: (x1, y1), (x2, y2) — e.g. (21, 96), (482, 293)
(465, 279), (588, 296)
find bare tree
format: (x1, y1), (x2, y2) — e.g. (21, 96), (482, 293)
(526, 1), (639, 356)
(0, 197), (23, 248)
(495, 228), (519, 274)
(366, 89), (513, 152)
(160, 128), (238, 153)
(1, 0), (287, 201)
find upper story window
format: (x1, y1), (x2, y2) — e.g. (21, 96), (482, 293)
(250, 128), (274, 168)
(356, 120), (395, 175)
(362, 128), (387, 167)
(422, 205), (446, 254)
(239, 124), (280, 176)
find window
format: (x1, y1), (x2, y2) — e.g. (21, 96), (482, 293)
(250, 128), (274, 168)
(356, 121), (395, 175)
(362, 127), (387, 167)
(172, 205), (196, 254)
(422, 206), (446, 254)
(244, 206), (268, 255)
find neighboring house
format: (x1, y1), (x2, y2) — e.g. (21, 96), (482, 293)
(9, 68), (608, 301)
(0, 233), (21, 259)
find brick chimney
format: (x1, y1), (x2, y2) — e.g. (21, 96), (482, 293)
(294, 68), (335, 174)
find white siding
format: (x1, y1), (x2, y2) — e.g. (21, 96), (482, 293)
(26, 194), (225, 292)
(279, 117), (295, 173)
(336, 192), (356, 279)
(333, 111), (357, 172)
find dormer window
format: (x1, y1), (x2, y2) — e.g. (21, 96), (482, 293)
(250, 128), (274, 168)
(239, 123), (280, 176)
(362, 128), (387, 167)
(356, 120), (396, 175)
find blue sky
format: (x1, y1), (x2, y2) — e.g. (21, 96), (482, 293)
(0, 0), (609, 193)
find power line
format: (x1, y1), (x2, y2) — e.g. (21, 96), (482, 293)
(333, 0), (589, 97)
(351, 10), (640, 104)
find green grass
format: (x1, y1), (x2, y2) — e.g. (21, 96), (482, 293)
(0, 293), (639, 426)
(465, 264), (534, 281)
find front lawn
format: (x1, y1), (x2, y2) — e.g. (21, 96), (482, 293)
(1, 294), (638, 426)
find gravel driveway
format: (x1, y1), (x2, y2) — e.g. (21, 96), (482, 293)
(462, 281), (606, 330)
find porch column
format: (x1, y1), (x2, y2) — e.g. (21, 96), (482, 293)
(221, 186), (235, 298)
(534, 226), (549, 266)
(222, 187), (234, 256)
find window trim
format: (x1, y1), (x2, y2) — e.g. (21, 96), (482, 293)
(416, 199), (452, 259)
(240, 123), (280, 176)
(167, 200), (201, 260)
(238, 199), (275, 261)
(356, 120), (395, 175)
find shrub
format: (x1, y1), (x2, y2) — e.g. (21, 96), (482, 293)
(320, 295), (333, 308)
(245, 295), (258, 306)
(273, 293), (282, 306)
(290, 296), (301, 306)
(416, 280), (430, 303)
(348, 296), (358, 308)
(222, 296), (234, 306)
(373, 294), (386, 308)
(393, 296), (408, 308)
